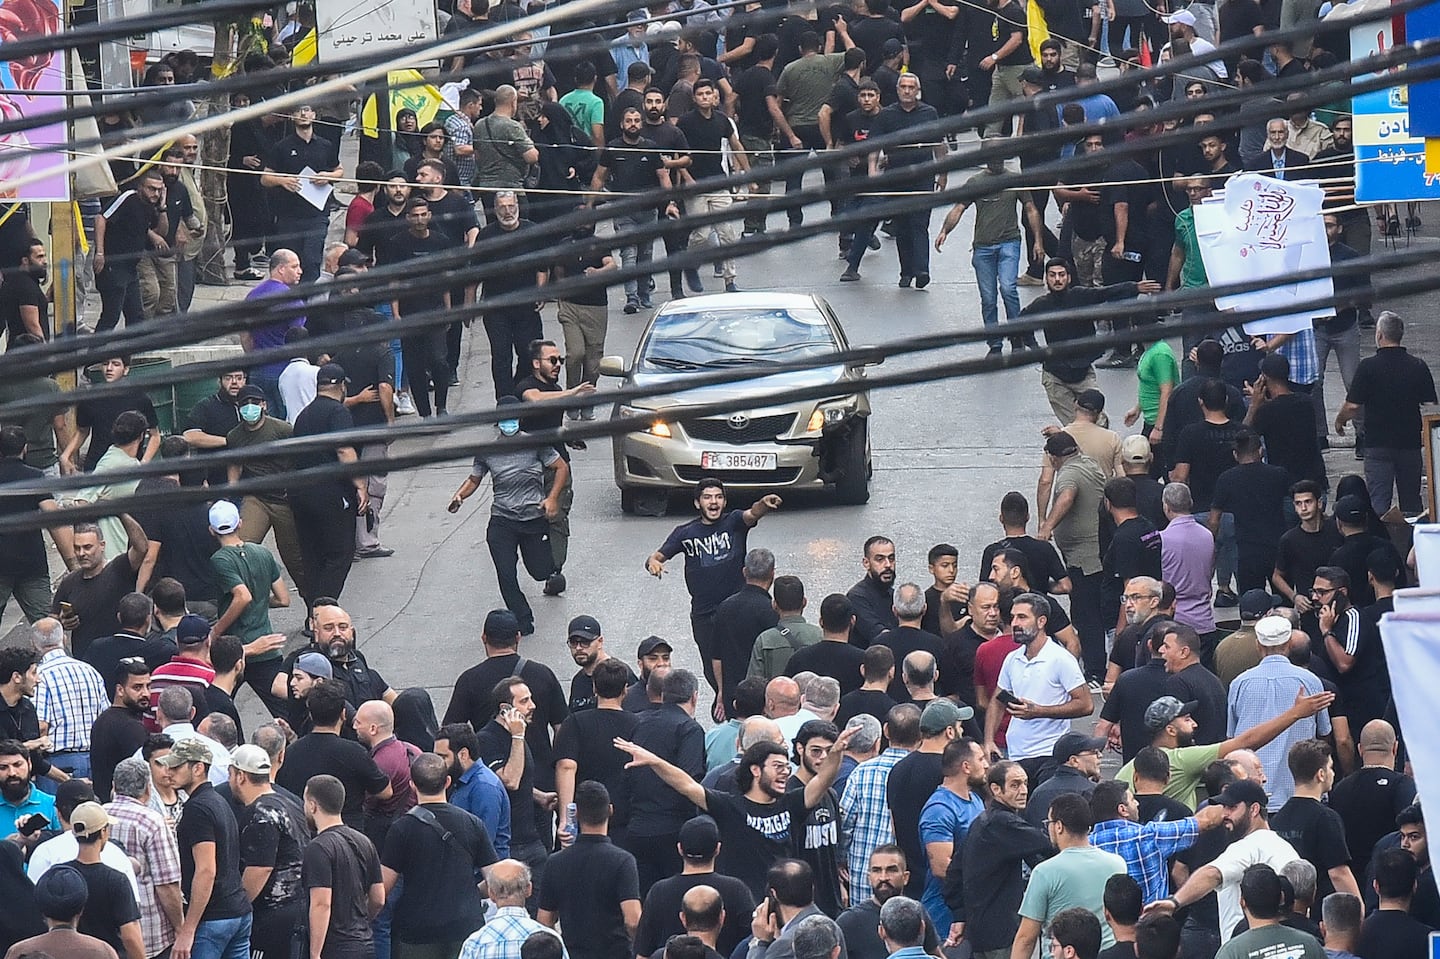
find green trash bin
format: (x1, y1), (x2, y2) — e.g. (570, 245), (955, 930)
(84, 355), (175, 434)
(173, 369), (218, 433)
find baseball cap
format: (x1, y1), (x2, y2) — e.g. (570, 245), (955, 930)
(316, 362), (349, 386)
(70, 801), (113, 839)
(1044, 431), (1079, 457)
(338, 247), (370, 268)
(1216, 778), (1269, 808)
(156, 738), (215, 767)
(881, 38), (905, 58)
(484, 609), (521, 640)
(208, 500), (240, 534)
(176, 614), (211, 646)
(1255, 615), (1292, 647)
(1240, 589), (1279, 620)
(627, 61), (654, 81)
(638, 635), (674, 658)
(1143, 696), (1197, 731)
(295, 651), (334, 679)
(920, 698), (974, 734)
(568, 615), (602, 641)
(679, 815), (721, 859)
(626, 8), (649, 21)
(231, 744), (273, 775)
(1076, 389), (1106, 413)
(1334, 494), (1368, 525)
(34, 864), (89, 917)
(1121, 434), (1152, 464)
(1052, 731), (1106, 762)
(237, 384), (268, 403)
(1162, 8), (1196, 25)
(1020, 66), (1045, 85)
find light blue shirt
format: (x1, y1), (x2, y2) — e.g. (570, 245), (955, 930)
(1227, 654), (1331, 811)
(1, 784), (56, 837)
(705, 720), (741, 772)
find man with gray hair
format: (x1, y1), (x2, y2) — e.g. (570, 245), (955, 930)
(877, 896), (928, 957)
(801, 678), (840, 724)
(33, 616), (108, 783)
(1319, 892), (1362, 957)
(627, 668), (707, 891)
(879, 584), (943, 702)
(458, 859), (564, 959)
(714, 548), (779, 718)
(1159, 482), (1218, 643)
(106, 756), (184, 959)
(770, 677), (822, 743)
(837, 714), (882, 796)
(1337, 310), (1438, 514)
(137, 686), (231, 785)
(790, 914), (843, 959)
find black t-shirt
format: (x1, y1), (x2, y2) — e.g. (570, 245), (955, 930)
(636, 871), (756, 957)
(922, 585), (966, 640)
(275, 733), (390, 831)
(358, 206), (406, 264)
(1102, 517), (1162, 620)
(887, 750), (944, 898)
(303, 824), (383, 945)
(1330, 767), (1417, 868)
(381, 803), (497, 944)
(1099, 659), (1169, 762)
(1253, 393), (1327, 488)
(935, 626), (984, 707)
(785, 775), (844, 917)
(1358, 909), (1433, 957)
(426, 190), (479, 247)
(600, 136), (665, 193)
(787, 640), (866, 696)
(553, 707), (639, 827)
(872, 103), (941, 184)
(705, 786), (812, 898)
(1174, 420), (1243, 510)
(291, 395), (356, 503)
(1330, 533), (1402, 608)
(265, 132), (342, 220)
(1348, 347), (1438, 451)
(1212, 461), (1292, 556)
(826, 75), (862, 145)
(476, 220), (545, 297)
(551, 240), (611, 308)
(442, 653), (568, 782)
(1101, 159), (1151, 248)
(383, 230), (454, 316)
(73, 860), (141, 952)
(659, 510), (752, 615)
(135, 477), (220, 605)
(89, 705), (150, 801)
(993, 1), (1031, 65)
(0, 270), (46, 343)
(735, 65), (780, 139)
(475, 720), (540, 846)
(876, 626), (944, 701)
(677, 110), (737, 181)
(1137, 791), (1194, 824)
(84, 633), (176, 700)
(514, 374), (564, 434)
(76, 388), (158, 472)
(1219, 0), (1265, 44)
(568, 663), (639, 712)
(331, 337), (395, 430)
(1270, 795), (1352, 907)
(0, 458), (48, 580)
(1166, 663), (1227, 746)
(849, 16), (905, 77)
(1275, 521), (1345, 598)
(177, 782), (252, 920)
(836, 687), (897, 727)
(979, 535), (1068, 592)
(52, 556), (139, 658)
(240, 791), (310, 912)
(182, 393), (242, 485)
(99, 190), (160, 258)
(538, 835), (642, 959)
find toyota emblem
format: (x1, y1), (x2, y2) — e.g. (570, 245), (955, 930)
(728, 414), (750, 430)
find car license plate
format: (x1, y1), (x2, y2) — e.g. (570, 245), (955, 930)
(700, 451), (777, 470)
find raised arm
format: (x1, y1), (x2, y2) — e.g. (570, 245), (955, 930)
(614, 737), (709, 809)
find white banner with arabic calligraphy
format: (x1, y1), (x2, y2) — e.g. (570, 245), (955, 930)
(316, 0), (438, 65)
(1193, 174), (1333, 336)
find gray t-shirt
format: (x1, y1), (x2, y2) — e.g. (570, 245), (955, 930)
(473, 114), (535, 189)
(470, 444), (560, 521)
(1052, 454), (1106, 574)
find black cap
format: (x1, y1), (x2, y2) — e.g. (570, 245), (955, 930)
(1020, 66), (1045, 85)
(1215, 778), (1269, 809)
(1334, 494), (1368, 525)
(567, 615), (602, 641)
(679, 815), (721, 858)
(881, 38), (904, 57)
(337, 247), (370, 267)
(1052, 732), (1106, 762)
(316, 362), (349, 386)
(237, 384), (268, 403)
(1044, 431), (1079, 456)
(637, 635), (673, 657)
(1239, 588), (1279, 619)
(1076, 389), (1105, 413)
(483, 609), (521, 639)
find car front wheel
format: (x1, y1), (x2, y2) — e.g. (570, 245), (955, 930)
(833, 420), (870, 505)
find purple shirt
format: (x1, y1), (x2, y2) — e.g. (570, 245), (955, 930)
(1159, 513), (1215, 632)
(366, 735), (419, 819)
(244, 278), (306, 376)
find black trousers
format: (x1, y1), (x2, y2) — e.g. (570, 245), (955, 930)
(401, 329), (451, 417)
(691, 609), (719, 694)
(483, 307), (543, 400)
(291, 491), (357, 606)
(1067, 568), (1107, 681)
(1023, 187), (1059, 278)
(486, 514), (554, 632)
(97, 264), (145, 330)
(244, 657), (288, 717)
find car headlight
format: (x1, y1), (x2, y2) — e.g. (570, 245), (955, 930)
(806, 401), (856, 433)
(620, 406), (671, 438)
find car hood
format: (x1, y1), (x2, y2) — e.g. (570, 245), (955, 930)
(628, 363), (854, 411)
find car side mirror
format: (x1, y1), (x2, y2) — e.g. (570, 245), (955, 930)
(599, 355), (630, 378)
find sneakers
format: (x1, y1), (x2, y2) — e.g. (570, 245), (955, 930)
(839, 270), (861, 282)
(987, 344), (1004, 356)
(898, 275), (913, 288)
(1018, 273), (1044, 286)
(713, 265), (725, 278)
(233, 268), (264, 281)
(725, 280), (741, 293)
(354, 545), (395, 559)
(395, 392), (418, 416)
(623, 299), (639, 315)
(915, 273), (931, 289)
(543, 571), (567, 596)
(566, 439), (588, 451)
(1214, 587), (1239, 608)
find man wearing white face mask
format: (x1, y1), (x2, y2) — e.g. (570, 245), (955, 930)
(226, 384), (309, 603)
(447, 397), (570, 635)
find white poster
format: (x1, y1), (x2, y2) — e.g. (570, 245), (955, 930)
(316, 0), (437, 64)
(1381, 607), (1440, 815)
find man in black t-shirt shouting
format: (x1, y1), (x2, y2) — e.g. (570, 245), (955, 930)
(646, 480), (780, 712)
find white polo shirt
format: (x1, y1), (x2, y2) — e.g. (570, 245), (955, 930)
(996, 637), (1086, 760)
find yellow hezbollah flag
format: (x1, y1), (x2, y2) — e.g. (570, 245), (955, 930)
(1028, 0), (1050, 63)
(292, 28), (317, 66)
(361, 70), (447, 138)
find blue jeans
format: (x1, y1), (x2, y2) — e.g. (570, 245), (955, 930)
(614, 209), (656, 300)
(373, 875), (401, 959)
(193, 913), (252, 959)
(972, 240), (1022, 348)
(1195, 509), (1236, 592)
(274, 213), (329, 284)
(39, 751), (90, 794)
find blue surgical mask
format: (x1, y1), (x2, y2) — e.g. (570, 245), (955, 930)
(498, 419), (521, 436)
(240, 403), (263, 424)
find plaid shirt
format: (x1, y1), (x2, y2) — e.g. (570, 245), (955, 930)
(459, 907), (568, 959)
(1091, 816), (1200, 904)
(840, 747), (909, 904)
(445, 112), (477, 189)
(106, 794), (183, 957)
(1276, 328), (1319, 385)
(35, 649), (109, 752)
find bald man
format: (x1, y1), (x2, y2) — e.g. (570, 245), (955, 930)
(462, 859), (561, 956)
(1329, 720), (1417, 867)
(770, 678), (821, 743)
(703, 717), (786, 793)
(901, 651), (940, 710)
(1225, 749), (1267, 787)
(354, 700), (419, 842)
(667, 886), (727, 959)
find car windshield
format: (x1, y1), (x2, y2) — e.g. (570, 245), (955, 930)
(639, 307), (838, 371)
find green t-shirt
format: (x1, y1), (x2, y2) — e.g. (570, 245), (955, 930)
(1137, 341), (1179, 425)
(0, 375), (61, 469)
(966, 169), (1024, 247)
(226, 417), (294, 504)
(776, 52), (845, 127)
(559, 89), (605, 138)
(1018, 845), (1127, 948)
(1174, 208), (1208, 290)
(211, 542), (283, 654)
(1214, 922), (1325, 959)
(1116, 743), (1220, 811)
